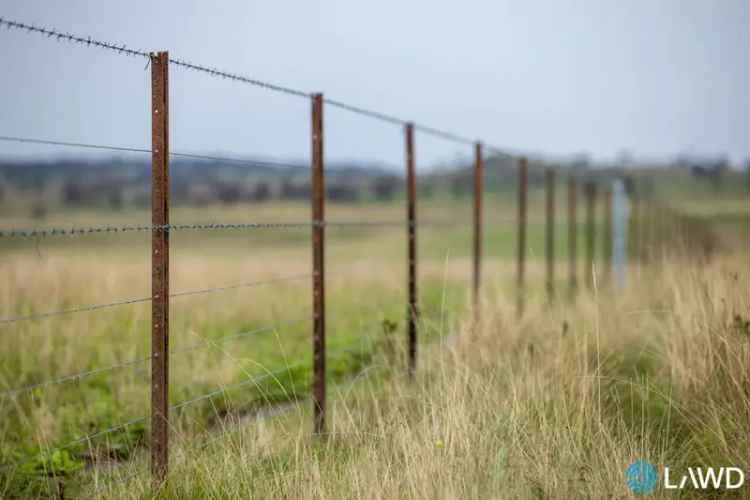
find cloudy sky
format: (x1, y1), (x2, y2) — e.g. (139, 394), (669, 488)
(0, 0), (748, 168)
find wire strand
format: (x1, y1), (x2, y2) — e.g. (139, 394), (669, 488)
(0, 275), (311, 324)
(0, 135), (151, 154)
(0, 135), (307, 170)
(1, 318), (311, 397)
(0, 222), (315, 239)
(0, 340), (369, 472)
(0, 18), (494, 149)
(0, 219), (466, 240)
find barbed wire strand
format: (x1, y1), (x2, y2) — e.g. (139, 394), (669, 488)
(0, 219), (437, 240)
(0, 18), (496, 150)
(0, 18), (149, 58)
(0, 222), (312, 239)
(0, 317), (311, 398)
(0, 274), (311, 324)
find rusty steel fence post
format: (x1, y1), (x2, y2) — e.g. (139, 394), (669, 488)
(473, 142), (483, 323)
(567, 176), (578, 299)
(585, 181), (597, 291)
(545, 168), (555, 302)
(150, 51), (170, 484)
(311, 93), (326, 435)
(517, 157), (528, 316)
(405, 123), (418, 376)
(603, 186), (613, 287)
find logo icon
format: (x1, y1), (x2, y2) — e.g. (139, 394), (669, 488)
(626, 460), (658, 494)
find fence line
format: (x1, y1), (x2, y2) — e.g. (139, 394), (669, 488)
(0, 18), (628, 488)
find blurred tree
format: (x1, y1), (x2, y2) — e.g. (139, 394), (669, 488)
(252, 182), (271, 202)
(372, 175), (398, 202)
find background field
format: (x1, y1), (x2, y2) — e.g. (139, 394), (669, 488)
(1, 172), (749, 498)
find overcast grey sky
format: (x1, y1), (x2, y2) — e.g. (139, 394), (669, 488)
(0, 0), (748, 168)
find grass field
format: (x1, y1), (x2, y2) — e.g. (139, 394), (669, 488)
(1, 187), (749, 498)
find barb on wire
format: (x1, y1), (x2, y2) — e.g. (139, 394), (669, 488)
(0, 18), (149, 59)
(0, 18), (489, 149)
(0, 220), (445, 240)
(0, 221), (315, 239)
(0, 274), (311, 325)
(167, 57), (309, 98)
(0, 220), (441, 240)
(1, 317), (311, 398)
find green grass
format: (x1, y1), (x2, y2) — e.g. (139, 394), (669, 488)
(2, 188), (749, 498)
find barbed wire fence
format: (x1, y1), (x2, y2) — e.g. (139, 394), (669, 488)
(0, 15), (626, 491)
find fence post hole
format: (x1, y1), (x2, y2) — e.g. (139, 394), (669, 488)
(473, 142), (483, 324)
(517, 157), (528, 316)
(567, 176), (577, 299)
(150, 50), (170, 484)
(603, 186), (613, 287)
(585, 181), (597, 292)
(311, 93), (326, 435)
(545, 168), (555, 302)
(405, 123), (418, 376)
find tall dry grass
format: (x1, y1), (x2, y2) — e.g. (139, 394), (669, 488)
(80, 249), (750, 499)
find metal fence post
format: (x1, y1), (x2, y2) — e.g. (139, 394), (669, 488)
(150, 51), (170, 484)
(585, 181), (597, 291)
(567, 176), (577, 299)
(473, 142), (483, 323)
(405, 123), (418, 376)
(612, 179), (629, 289)
(311, 93), (326, 435)
(517, 157), (528, 316)
(603, 186), (613, 286)
(545, 168), (555, 302)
